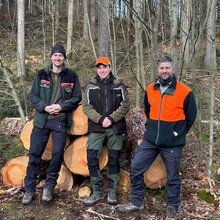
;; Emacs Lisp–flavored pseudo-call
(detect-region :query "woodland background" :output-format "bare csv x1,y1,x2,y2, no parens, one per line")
0,0,219,219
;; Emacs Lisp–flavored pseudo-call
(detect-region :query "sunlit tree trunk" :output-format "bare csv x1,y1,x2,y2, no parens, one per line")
66,0,74,55
98,0,110,57
204,0,217,70
17,0,25,76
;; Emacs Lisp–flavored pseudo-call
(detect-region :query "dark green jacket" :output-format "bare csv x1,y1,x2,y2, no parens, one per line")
30,65,82,129
82,73,130,134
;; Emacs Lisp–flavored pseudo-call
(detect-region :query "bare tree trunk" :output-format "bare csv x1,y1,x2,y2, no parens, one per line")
149,0,161,82
208,70,215,177
204,0,217,70
83,0,89,41
169,0,178,64
42,1,46,62
0,60,26,124
85,0,97,59
55,0,59,36
66,0,74,55
51,0,55,45
109,1,117,75
98,0,110,57
90,0,96,39
180,0,192,77
17,0,25,76
134,0,145,107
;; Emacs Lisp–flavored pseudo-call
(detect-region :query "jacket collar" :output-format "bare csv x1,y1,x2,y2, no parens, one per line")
153,75,177,95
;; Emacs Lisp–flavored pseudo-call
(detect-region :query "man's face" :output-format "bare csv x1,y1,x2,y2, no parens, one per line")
158,62,175,81
96,64,112,80
51,53,65,68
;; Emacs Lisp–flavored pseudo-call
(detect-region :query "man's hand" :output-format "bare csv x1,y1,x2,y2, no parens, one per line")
102,117,112,128
44,104,62,114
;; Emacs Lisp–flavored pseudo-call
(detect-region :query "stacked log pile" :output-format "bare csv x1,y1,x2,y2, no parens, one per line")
1,106,167,197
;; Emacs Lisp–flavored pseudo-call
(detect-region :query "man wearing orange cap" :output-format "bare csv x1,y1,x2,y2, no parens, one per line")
82,57,130,206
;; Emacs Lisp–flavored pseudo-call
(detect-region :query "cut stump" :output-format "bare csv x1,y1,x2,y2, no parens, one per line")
1,154,29,186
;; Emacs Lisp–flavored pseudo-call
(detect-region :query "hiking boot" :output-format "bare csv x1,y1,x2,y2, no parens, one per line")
166,206,177,220
107,191,117,205
117,202,144,213
22,191,34,205
42,188,53,202
83,193,104,206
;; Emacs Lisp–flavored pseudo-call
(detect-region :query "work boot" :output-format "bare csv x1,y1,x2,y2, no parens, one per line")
165,206,177,220
22,191,34,205
42,188,53,202
117,202,144,213
107,191,117,205
83,193,104,206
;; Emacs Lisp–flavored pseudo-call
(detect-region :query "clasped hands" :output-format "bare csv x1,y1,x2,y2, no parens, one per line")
102,117,112,128
44,104,62,114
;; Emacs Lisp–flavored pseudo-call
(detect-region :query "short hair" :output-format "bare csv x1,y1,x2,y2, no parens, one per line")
157,56,175,68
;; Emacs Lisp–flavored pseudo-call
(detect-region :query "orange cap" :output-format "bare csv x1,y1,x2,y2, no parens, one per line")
95,57,111,66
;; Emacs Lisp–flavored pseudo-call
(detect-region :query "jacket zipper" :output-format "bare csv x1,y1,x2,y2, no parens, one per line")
155,93,164,144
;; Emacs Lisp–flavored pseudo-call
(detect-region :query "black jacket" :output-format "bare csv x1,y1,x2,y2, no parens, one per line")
82,73,129,134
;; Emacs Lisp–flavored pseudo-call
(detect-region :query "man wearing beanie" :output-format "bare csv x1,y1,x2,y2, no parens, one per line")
82,57,130,206
117,56,197,220
22,44,82,205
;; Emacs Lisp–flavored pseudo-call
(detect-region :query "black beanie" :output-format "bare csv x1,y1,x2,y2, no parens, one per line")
50,44,66,59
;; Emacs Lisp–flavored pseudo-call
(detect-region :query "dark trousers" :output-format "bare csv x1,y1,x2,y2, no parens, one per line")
130,139,183,208
24,116,66,192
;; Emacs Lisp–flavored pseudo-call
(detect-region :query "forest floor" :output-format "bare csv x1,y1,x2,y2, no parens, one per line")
0,130,219,220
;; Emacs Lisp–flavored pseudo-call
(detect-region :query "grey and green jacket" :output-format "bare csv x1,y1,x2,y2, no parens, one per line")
30,64,82,129
82,73,129,134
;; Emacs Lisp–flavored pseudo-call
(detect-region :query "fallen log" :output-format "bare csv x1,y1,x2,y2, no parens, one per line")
64,136,108,176
78,185,91,198
19,118,70,160
1,154,49,186
67,104,88,136
77,179,92,198
1,154,29,186
55,164,74,191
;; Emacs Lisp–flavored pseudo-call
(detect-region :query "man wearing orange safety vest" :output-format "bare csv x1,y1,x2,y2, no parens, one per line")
117,56,197,220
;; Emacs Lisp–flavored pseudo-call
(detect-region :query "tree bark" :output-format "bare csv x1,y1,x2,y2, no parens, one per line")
98,0,110,57
204,0,217,70
66,0,74,55
17,0,25,76
169,0,178,63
